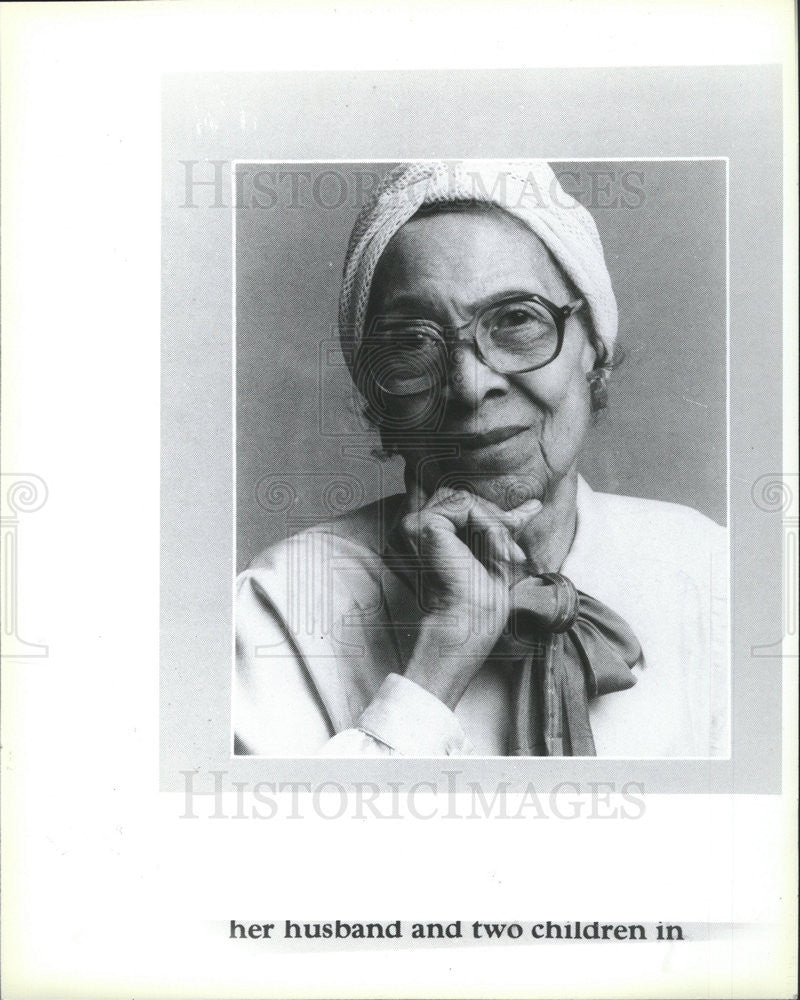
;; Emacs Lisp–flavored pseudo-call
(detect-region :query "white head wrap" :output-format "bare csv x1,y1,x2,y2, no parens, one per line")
339,160,617,376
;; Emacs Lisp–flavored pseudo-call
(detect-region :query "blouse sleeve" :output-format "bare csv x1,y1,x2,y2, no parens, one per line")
319,674,475,757
235,571,474,757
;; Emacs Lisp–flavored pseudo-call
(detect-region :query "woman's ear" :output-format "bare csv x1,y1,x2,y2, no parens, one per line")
586,368,609,412
579,323,611,413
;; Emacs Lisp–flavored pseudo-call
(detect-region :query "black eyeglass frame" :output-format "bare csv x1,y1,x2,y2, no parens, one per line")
355,294,588,398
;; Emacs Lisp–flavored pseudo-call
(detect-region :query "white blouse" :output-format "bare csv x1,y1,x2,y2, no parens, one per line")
234,476,729,758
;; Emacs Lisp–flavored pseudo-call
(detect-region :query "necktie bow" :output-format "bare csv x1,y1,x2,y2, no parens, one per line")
383,522,642,756
502,573,643,756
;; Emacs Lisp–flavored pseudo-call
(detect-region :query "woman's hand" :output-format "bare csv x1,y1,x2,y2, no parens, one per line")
397,487,542,710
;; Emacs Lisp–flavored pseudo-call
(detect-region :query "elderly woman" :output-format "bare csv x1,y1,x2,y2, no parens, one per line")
235,161,728,758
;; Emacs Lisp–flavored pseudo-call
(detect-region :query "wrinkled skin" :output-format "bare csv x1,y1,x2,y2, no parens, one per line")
367,206,597,511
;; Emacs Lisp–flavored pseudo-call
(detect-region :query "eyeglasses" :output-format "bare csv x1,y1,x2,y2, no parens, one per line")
356,294,584,398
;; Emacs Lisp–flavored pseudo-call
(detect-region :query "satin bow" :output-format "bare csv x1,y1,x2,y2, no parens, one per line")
503,573,643,756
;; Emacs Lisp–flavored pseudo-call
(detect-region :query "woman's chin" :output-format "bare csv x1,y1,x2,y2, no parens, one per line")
475,474,547,510
403,435,560,509
427,469,549,511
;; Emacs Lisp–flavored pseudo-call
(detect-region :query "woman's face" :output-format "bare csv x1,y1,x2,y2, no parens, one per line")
366,207,598,508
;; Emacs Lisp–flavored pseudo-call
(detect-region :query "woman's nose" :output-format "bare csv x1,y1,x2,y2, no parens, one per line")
445,343,509,408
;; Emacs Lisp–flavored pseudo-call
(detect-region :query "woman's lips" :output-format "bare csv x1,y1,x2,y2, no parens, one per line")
453,424,529,452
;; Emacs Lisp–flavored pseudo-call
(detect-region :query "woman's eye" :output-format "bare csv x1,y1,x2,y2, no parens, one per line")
409,324,440,339
377,322,438,340
400,327,441,349
496,308,532,328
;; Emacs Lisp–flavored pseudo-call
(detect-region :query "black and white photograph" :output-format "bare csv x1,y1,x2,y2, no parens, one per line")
234,159,730,759
1,3,797,999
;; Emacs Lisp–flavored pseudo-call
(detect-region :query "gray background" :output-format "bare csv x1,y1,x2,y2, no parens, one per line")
236,159,727,571
162,67,783,793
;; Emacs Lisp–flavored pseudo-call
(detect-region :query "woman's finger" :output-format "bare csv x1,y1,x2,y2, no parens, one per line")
425,489,541,540
419,491,526,580
463,505,522,577
399,509,458,557
496,496,544,533
400,487,543,584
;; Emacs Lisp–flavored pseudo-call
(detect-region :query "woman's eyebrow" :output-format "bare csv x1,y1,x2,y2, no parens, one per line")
375,293,440,315
466,289,547,311
379,288,545,317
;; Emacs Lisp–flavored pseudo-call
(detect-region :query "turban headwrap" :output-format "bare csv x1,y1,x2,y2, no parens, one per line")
338,160,618,376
